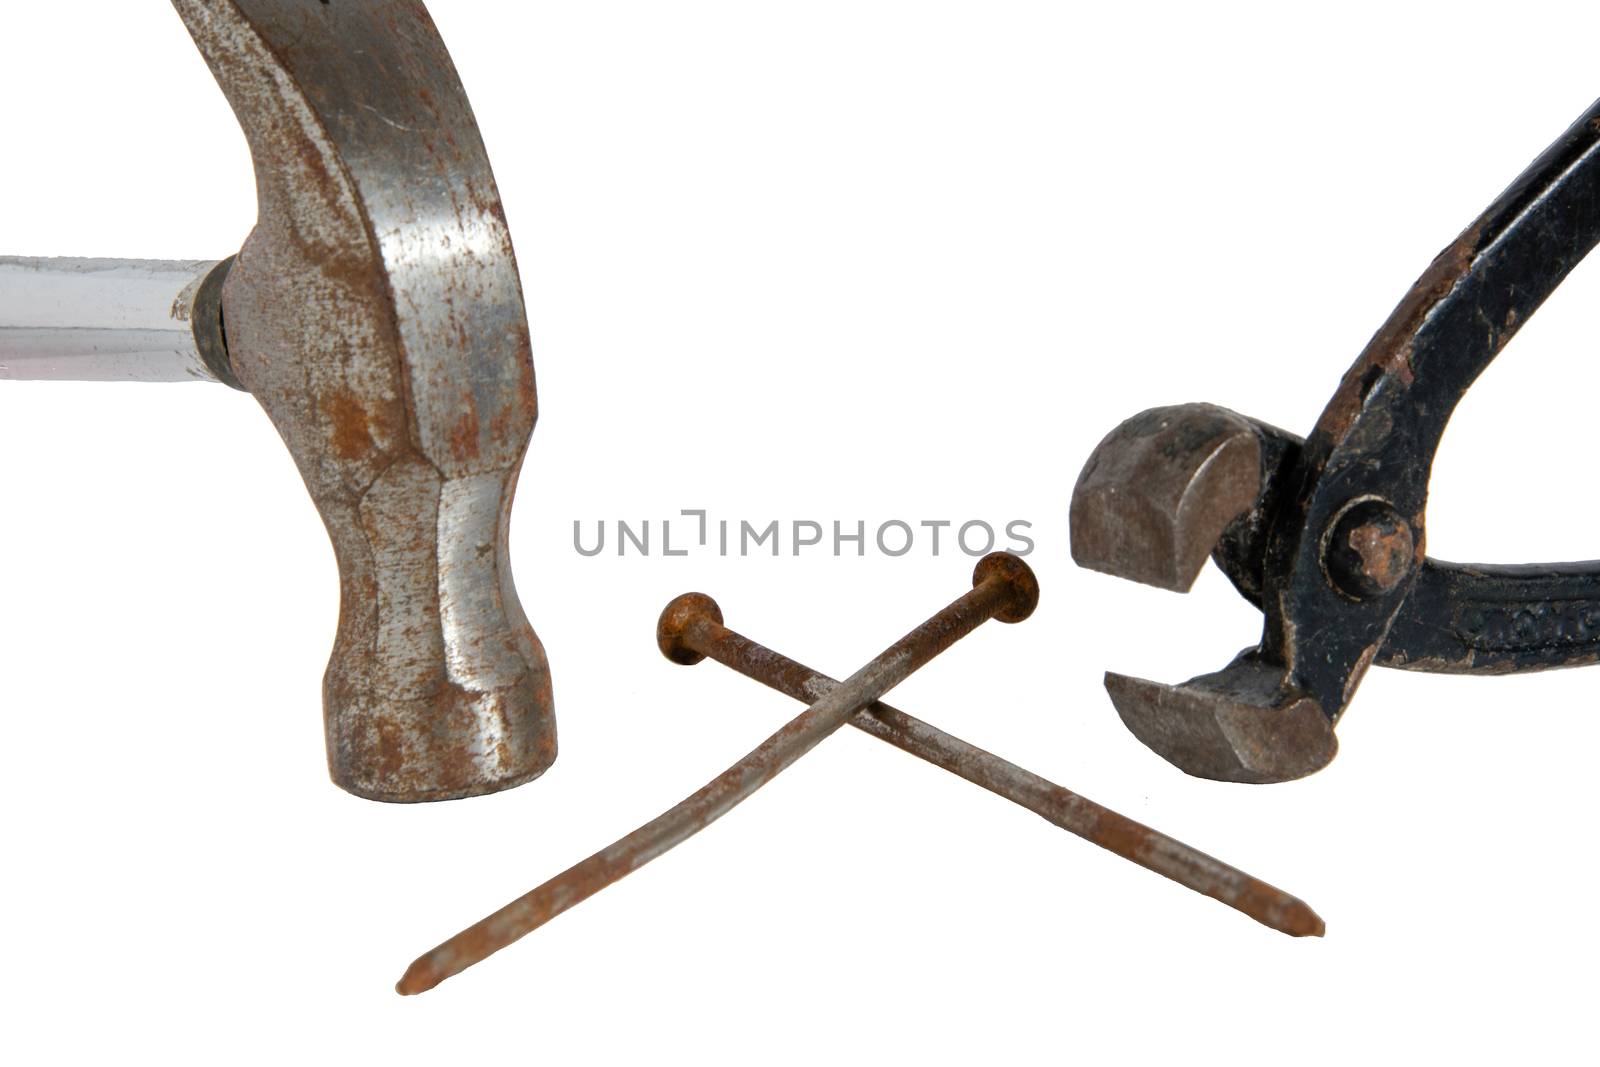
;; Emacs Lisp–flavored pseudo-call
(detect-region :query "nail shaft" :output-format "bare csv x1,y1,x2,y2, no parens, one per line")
674,616,1324,938
397,554,1038,995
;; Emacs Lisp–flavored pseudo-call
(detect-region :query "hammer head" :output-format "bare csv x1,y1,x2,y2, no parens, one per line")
177,0,554,801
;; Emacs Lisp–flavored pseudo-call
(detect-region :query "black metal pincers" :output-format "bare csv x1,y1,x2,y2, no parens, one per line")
1072,99,1600,784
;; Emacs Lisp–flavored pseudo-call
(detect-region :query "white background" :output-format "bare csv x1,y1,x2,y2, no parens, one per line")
2,1,1598,1062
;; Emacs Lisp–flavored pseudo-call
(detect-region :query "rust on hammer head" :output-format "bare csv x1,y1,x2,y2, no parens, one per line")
174,0,554,802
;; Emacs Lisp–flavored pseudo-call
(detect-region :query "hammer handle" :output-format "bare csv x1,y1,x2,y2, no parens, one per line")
0,256,225,383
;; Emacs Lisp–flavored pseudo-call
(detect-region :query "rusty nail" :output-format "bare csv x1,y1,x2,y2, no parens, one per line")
657,592,1325,938
396,552,1040,994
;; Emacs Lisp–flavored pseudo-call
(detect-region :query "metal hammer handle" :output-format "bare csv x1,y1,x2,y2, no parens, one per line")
0,256,234,385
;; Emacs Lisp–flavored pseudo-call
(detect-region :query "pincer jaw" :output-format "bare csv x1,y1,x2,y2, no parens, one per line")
1070,404,1265,593
1105,659,1338,784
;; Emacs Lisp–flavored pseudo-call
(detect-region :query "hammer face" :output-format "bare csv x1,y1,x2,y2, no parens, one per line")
177,0,554,800
322,460,555,802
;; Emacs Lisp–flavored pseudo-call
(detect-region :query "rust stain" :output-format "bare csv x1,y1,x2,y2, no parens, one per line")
448,406,482,463
1315,223,1481,444
488,407,514,447
517,354,539,417
322,390,377,461
1347,520,1414,593
374,720,407,782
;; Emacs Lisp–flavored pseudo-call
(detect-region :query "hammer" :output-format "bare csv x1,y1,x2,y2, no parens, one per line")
0,1,555,803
